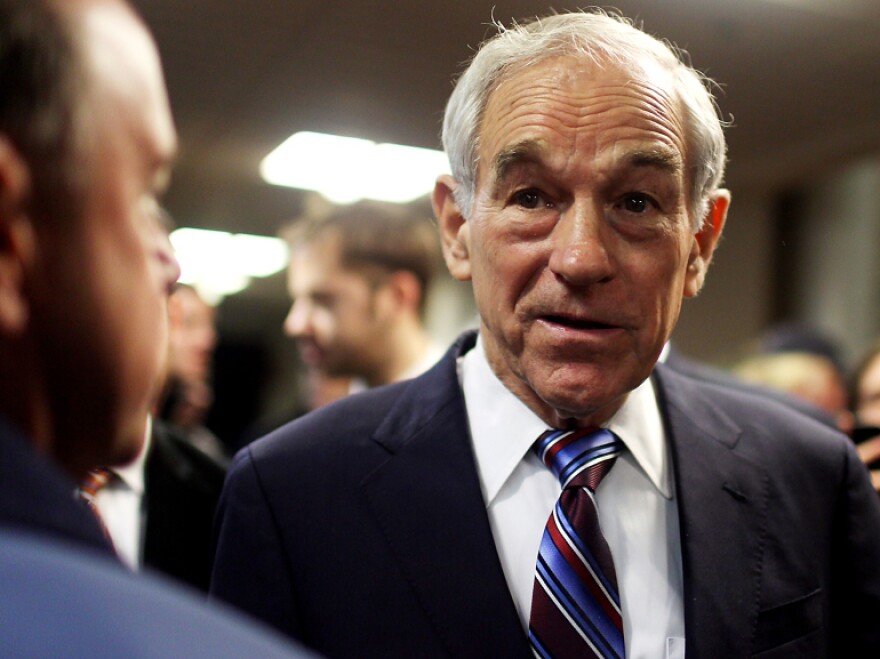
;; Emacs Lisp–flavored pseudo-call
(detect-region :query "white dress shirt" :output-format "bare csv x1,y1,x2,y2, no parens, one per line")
459,335,685,659
93,425,149,570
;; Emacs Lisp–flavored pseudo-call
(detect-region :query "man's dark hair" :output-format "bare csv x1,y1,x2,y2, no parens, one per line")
284,201,442,316
0,0,86,218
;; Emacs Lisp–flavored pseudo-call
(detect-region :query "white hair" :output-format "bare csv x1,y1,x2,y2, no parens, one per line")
441,10,727,230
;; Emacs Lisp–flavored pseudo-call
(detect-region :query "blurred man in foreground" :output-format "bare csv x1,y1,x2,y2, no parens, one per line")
0,0,179,553
0,0,318,655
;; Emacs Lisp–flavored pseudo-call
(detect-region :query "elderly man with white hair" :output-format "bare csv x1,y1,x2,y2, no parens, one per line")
212,10,880,658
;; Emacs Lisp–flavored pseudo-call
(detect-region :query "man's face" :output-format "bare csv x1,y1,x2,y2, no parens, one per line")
857,355,880,428
30,0,179,472
437,56,725,427
284,237,392,381
168,287,217,383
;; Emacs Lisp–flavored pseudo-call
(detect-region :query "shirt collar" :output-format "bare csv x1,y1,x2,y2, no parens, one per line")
608,375,672,499
460,334,672,503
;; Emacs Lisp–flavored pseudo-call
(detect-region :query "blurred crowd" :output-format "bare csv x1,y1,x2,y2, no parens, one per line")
729,323,880,489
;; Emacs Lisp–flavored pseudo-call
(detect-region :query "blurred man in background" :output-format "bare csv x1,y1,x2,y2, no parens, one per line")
283,201,444,399
159,283,227,462
733,350,853,434
849,339,880,491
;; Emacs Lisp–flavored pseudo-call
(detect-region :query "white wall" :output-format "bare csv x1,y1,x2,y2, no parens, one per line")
671,190,779,364
788,157,880,364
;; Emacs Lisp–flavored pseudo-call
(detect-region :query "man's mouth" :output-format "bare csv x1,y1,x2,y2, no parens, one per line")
297,341,323,365
542,314,616,331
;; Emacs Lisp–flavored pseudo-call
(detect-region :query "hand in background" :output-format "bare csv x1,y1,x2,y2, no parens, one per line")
856,436,880,493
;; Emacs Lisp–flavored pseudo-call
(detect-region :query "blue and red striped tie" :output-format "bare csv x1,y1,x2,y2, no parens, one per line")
529,427,625,659
78,467,116,547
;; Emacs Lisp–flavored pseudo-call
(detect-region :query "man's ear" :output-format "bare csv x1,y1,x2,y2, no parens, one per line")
684,189,730,298
432,174,472,282
382,269,422,315
0,135,35,335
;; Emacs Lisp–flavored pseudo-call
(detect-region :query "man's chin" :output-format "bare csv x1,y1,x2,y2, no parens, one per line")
542,394,626,427
113,417,149,465
524,364,638,426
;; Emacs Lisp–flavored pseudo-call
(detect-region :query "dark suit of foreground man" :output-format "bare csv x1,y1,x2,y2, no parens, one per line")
0,528,318,658
0,0,318,655
211,11,880,658
0,0,180,555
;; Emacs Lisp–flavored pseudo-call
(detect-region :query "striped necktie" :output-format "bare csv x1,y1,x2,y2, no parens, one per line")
78,467,116,546
529,427,625,659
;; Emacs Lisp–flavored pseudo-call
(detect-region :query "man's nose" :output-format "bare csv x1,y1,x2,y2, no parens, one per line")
156,227,182,293
159,243,181,288
283,299,311,338
547,201,615,286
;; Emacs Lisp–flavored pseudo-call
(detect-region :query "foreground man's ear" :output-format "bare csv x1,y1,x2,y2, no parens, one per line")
0,136,34,335
684,189,730,298
432,174,472,282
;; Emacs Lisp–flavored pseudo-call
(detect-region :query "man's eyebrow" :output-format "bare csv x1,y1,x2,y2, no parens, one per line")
492,139,544,184
491,142,683,183
626,148,683,174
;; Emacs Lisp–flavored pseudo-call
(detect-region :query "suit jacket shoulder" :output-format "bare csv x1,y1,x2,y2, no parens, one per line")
653,364,880,657
1,528,316,658
240,332,478,497
0,416,115,557
212,331,531,658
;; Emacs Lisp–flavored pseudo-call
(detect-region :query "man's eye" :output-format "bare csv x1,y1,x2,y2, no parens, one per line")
312,294,336,310
620,193,655,214
512,189,549,210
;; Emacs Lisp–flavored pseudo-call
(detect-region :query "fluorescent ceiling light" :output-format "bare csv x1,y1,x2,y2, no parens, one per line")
260,131,450,204
170,228,289,304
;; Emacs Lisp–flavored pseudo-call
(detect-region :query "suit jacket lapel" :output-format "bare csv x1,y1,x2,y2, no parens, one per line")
360,332,532,658
358,342,771,657
654,365,770,657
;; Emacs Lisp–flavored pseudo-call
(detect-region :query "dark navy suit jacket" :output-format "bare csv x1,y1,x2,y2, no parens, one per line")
0,528,318,658
0,416,316,657
211,332,880,658
0,415,114,557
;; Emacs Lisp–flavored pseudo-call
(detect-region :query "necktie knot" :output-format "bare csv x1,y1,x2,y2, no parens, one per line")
535,427,623,492
77,468,117,550
79,467,115,502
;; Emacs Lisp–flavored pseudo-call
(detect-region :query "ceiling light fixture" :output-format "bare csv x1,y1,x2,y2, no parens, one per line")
170,228,289,304
260,131,450,204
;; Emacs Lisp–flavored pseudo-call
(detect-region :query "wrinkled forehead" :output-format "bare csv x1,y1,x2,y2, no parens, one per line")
483,51,683,130
478,54,687,168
